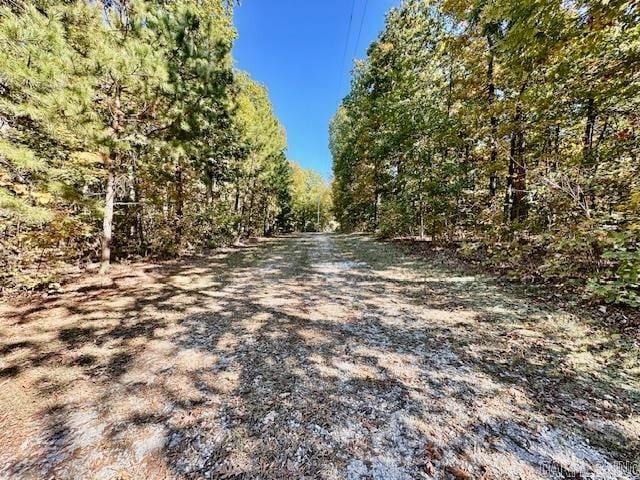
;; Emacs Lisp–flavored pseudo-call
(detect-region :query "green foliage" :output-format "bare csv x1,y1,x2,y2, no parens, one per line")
0,0,317,290
290,163,333,232
588,234,640,307
332,0,640,306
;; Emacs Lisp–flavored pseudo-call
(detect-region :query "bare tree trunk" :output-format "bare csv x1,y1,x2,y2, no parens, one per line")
206,169,214,206
247,178,257,236
175,161,183,244
262,203,268,237
504,104,527,222
236,192,247,243
100,85,122,274
547,124,560,173
100,155,115,274
135,192,145,253
583,97,596,163
487,36,498,197
234,180,241,212
489,173,498,197
418,171,425,239
131,156,144,251
513,135,527,220
137,204,145,253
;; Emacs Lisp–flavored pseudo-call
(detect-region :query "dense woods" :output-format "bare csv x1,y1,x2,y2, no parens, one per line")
332,0,640,306
0,2,638,477
0,0,324,290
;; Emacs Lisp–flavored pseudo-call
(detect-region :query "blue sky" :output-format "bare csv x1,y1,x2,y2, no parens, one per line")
233,0,399,179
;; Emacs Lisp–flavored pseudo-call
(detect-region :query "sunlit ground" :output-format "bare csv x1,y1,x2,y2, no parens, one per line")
0,234,638,479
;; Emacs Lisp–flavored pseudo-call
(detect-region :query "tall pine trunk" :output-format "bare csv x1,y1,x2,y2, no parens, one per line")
100,155,116,274
418,170,425,239
100,85,121,274
133,160,145,252
175,161,184,244
487,36,498,198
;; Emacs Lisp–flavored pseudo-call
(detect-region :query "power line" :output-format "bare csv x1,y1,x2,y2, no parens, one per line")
338,0,357,100
340,0,357,76
352,0,369,64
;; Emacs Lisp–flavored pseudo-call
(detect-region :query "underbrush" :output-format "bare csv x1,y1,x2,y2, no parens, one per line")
454,228,639,308
392,231,640,328
1,206,249,293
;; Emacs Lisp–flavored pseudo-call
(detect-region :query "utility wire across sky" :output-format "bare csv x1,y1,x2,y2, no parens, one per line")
338,0,369,100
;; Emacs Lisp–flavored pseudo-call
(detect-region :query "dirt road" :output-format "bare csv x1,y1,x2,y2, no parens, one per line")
0,234,638,479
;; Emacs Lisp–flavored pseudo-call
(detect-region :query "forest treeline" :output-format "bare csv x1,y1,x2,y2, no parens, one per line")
331,0,639,306
0,0,330,290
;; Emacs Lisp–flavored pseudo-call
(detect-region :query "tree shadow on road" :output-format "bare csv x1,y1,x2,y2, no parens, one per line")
0,234,638,479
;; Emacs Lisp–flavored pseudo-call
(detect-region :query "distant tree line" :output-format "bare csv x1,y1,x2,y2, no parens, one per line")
290,163,333,233
331,0,639,306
